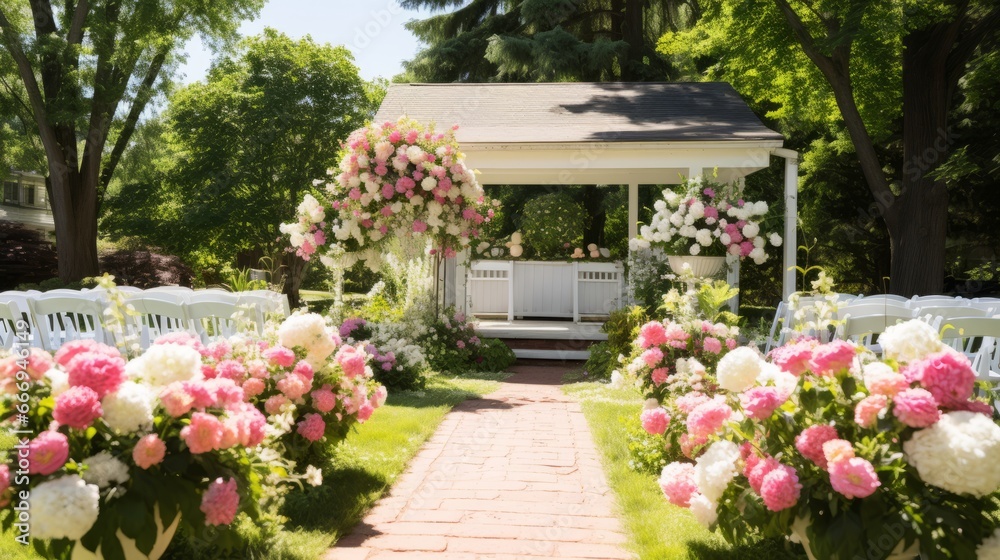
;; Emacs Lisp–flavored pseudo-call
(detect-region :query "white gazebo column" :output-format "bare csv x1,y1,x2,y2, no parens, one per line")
628,182,639,242
772,148,800,300
455,249,469,317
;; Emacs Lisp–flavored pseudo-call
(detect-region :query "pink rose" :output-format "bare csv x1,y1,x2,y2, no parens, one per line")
640,407,670,435
28,431,69,475
133,434,166,469
808,340,856,376
760,463,802,511
739,386,784,420
906,351,975,408
296,413,326,442
892,388,941,428
795,425,839,469
659,462,698,507
829,457,880,499
855,394,889,428
181,412,224,454
201,478,240,526
638,321,669,349
53,386,103,429
686,400,732,439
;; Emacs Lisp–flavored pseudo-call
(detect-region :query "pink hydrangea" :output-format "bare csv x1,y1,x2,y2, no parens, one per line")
296,413,326,442
769,338,817,376
357,401,375,422
855,394,889,428
822,439,855,466
133,434,166,469
373,385,388,408
664,323,689,342
702,337,723,354
214,360,246,382
311,385,337,413
181,412,224,454
263,346,296,368
640,407,670,435
638,321,669,349
182,380,217,409
205,340,231,362
641,347,664,368
201,478,240,526
675,392,711,414
679,433,707,459
658,462,698,507
204,378,244,406
651,367,670,386
905,351,975,408
53,386,103,429
760,463,802,511
160,382,196,417
892,388,941,428
808,340,856,376
65,352,126,398
336,345,368,378
866,369,909,397
795,425,839,469
54,339,120,367
739,386,785,420
28,431,69,475
829,457,881,499
744,454,780,494
247,360,269,379
686,400,732,439
264,395,288,415
24,348,55,380
293,360,314,381
226,403,267,447
242,378,266,398
277,373,311,401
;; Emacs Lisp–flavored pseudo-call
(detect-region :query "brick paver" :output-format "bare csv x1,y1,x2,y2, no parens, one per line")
323,364,634,559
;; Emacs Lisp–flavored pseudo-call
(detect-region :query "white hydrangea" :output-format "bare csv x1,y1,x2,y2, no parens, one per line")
694,440,740,502
741,223,760,238
977,528,1000,560
44,368,69,397
769,232,783,247
82,451,130,489
278,313,338,368
405,145,425,164
126,344,202,388
879,319,943,364
904,411,1000,497
716,347,764,392
31,475,100,540
101,381,154,433
609,370,627,389
688,493,718,527
296,194,325,223
689,244,701,256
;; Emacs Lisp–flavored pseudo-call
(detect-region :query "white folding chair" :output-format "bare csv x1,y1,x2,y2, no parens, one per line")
856,294,909,304
0,301,23,350
906,296,969,308
28,294,108,351
837,300,913,321
245,290,290,316
185,292,240,343
913,306,989,330
839,312,915,353
937,317,1000,364
765,301,787,354
126,293,193,349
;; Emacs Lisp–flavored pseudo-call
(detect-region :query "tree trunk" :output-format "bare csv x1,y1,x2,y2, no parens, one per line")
281,252,307,309
48,156,100,283
581,185,606,248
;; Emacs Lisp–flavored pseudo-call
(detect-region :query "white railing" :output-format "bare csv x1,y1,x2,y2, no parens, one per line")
468,260,623,322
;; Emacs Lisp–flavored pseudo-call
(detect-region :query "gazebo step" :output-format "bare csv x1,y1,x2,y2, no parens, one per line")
513,348,591,361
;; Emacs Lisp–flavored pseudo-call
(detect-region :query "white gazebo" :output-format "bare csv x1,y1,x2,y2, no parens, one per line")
375,82,799,348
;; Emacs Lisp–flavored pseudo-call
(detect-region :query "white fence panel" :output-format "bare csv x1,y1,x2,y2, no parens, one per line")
578,263,623,317
513,262,574,318
468,261,512,318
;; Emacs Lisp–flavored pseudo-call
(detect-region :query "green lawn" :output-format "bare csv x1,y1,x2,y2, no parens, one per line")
562,373,803,560
1,370,506,560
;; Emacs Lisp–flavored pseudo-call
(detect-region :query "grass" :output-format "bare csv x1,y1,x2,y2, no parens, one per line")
0,370,506,560
562,371,803,560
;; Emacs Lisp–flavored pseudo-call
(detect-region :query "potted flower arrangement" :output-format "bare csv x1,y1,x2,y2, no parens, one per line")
282,117,494,271
655,320,1000,559
631,176,782,277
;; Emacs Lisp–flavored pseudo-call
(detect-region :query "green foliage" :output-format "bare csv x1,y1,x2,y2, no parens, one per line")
621,414,671,475
585,306,649,379
220,268,269,292
520,192,589,258
474,338,516,373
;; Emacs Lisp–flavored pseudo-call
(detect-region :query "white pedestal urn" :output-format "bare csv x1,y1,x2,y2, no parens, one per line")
666,255,727,278
790,516,920,560
71,506,181,560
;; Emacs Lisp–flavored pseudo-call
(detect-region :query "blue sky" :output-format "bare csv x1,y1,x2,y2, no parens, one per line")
179,0,434,83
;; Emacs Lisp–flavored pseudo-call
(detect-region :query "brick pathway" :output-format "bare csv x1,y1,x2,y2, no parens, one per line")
323,364,634,560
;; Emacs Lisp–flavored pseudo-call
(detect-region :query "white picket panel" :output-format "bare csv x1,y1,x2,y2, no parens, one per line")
577,263,623,317
468,261,513,319
513,262,575,318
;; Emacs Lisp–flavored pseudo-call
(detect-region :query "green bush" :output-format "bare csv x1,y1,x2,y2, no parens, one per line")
585,305,649,379
521,192,589,258
621,414,671,475
475,338,516,372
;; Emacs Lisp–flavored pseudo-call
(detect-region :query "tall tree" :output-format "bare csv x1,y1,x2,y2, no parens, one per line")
103,30,381,304
0,0,263,282
663,0,999,295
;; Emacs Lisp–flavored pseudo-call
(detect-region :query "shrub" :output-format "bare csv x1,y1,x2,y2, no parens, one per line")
339,318,428,391
521,192,589,258
585,306,649,379
621,414,671,475
99,248,193,288
475,338,516,373
0,220,58,290
419,307,483,373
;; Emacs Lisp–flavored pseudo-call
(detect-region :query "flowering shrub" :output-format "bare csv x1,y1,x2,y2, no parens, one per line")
631,176,781,264
340,318,429,391
419,308,484,373
282,118,494,270
655,320,1000,559
520,192,589,258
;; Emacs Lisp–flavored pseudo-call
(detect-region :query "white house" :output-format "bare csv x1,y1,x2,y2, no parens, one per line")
1,170,54,233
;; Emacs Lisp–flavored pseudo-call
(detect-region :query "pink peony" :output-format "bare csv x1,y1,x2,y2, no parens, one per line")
263,345,296,368
28,431,69,475
906,351,975,408
311,386,337,413
277,373,311,401
760,463,802,511
769,338,817,376
739,386,785,420
641,347,664,368
795,425,839,469
866,370,909,397
201,478,240,526
227,403,267,447
855,394,889,428
296,413,326,442
336,345,368,378
651,367,670,386
808,340,857,376
133,434,166,469
160,382,196,417
822,439,856,466
686,400,732,439
241,378,266,398
638,321,669,349
66,352,126,398
357,401,375,422
53,386,103,429
659,462,698,507
640,407,670,435
264,395,288,415
214,360,246,382
54,340,120,367
702,337,723,354
181,412,224,454
892,388,941,428
744,454,780,494
829,457,881,499
675,392,711,414
293,360,314,381
24,348,55,380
